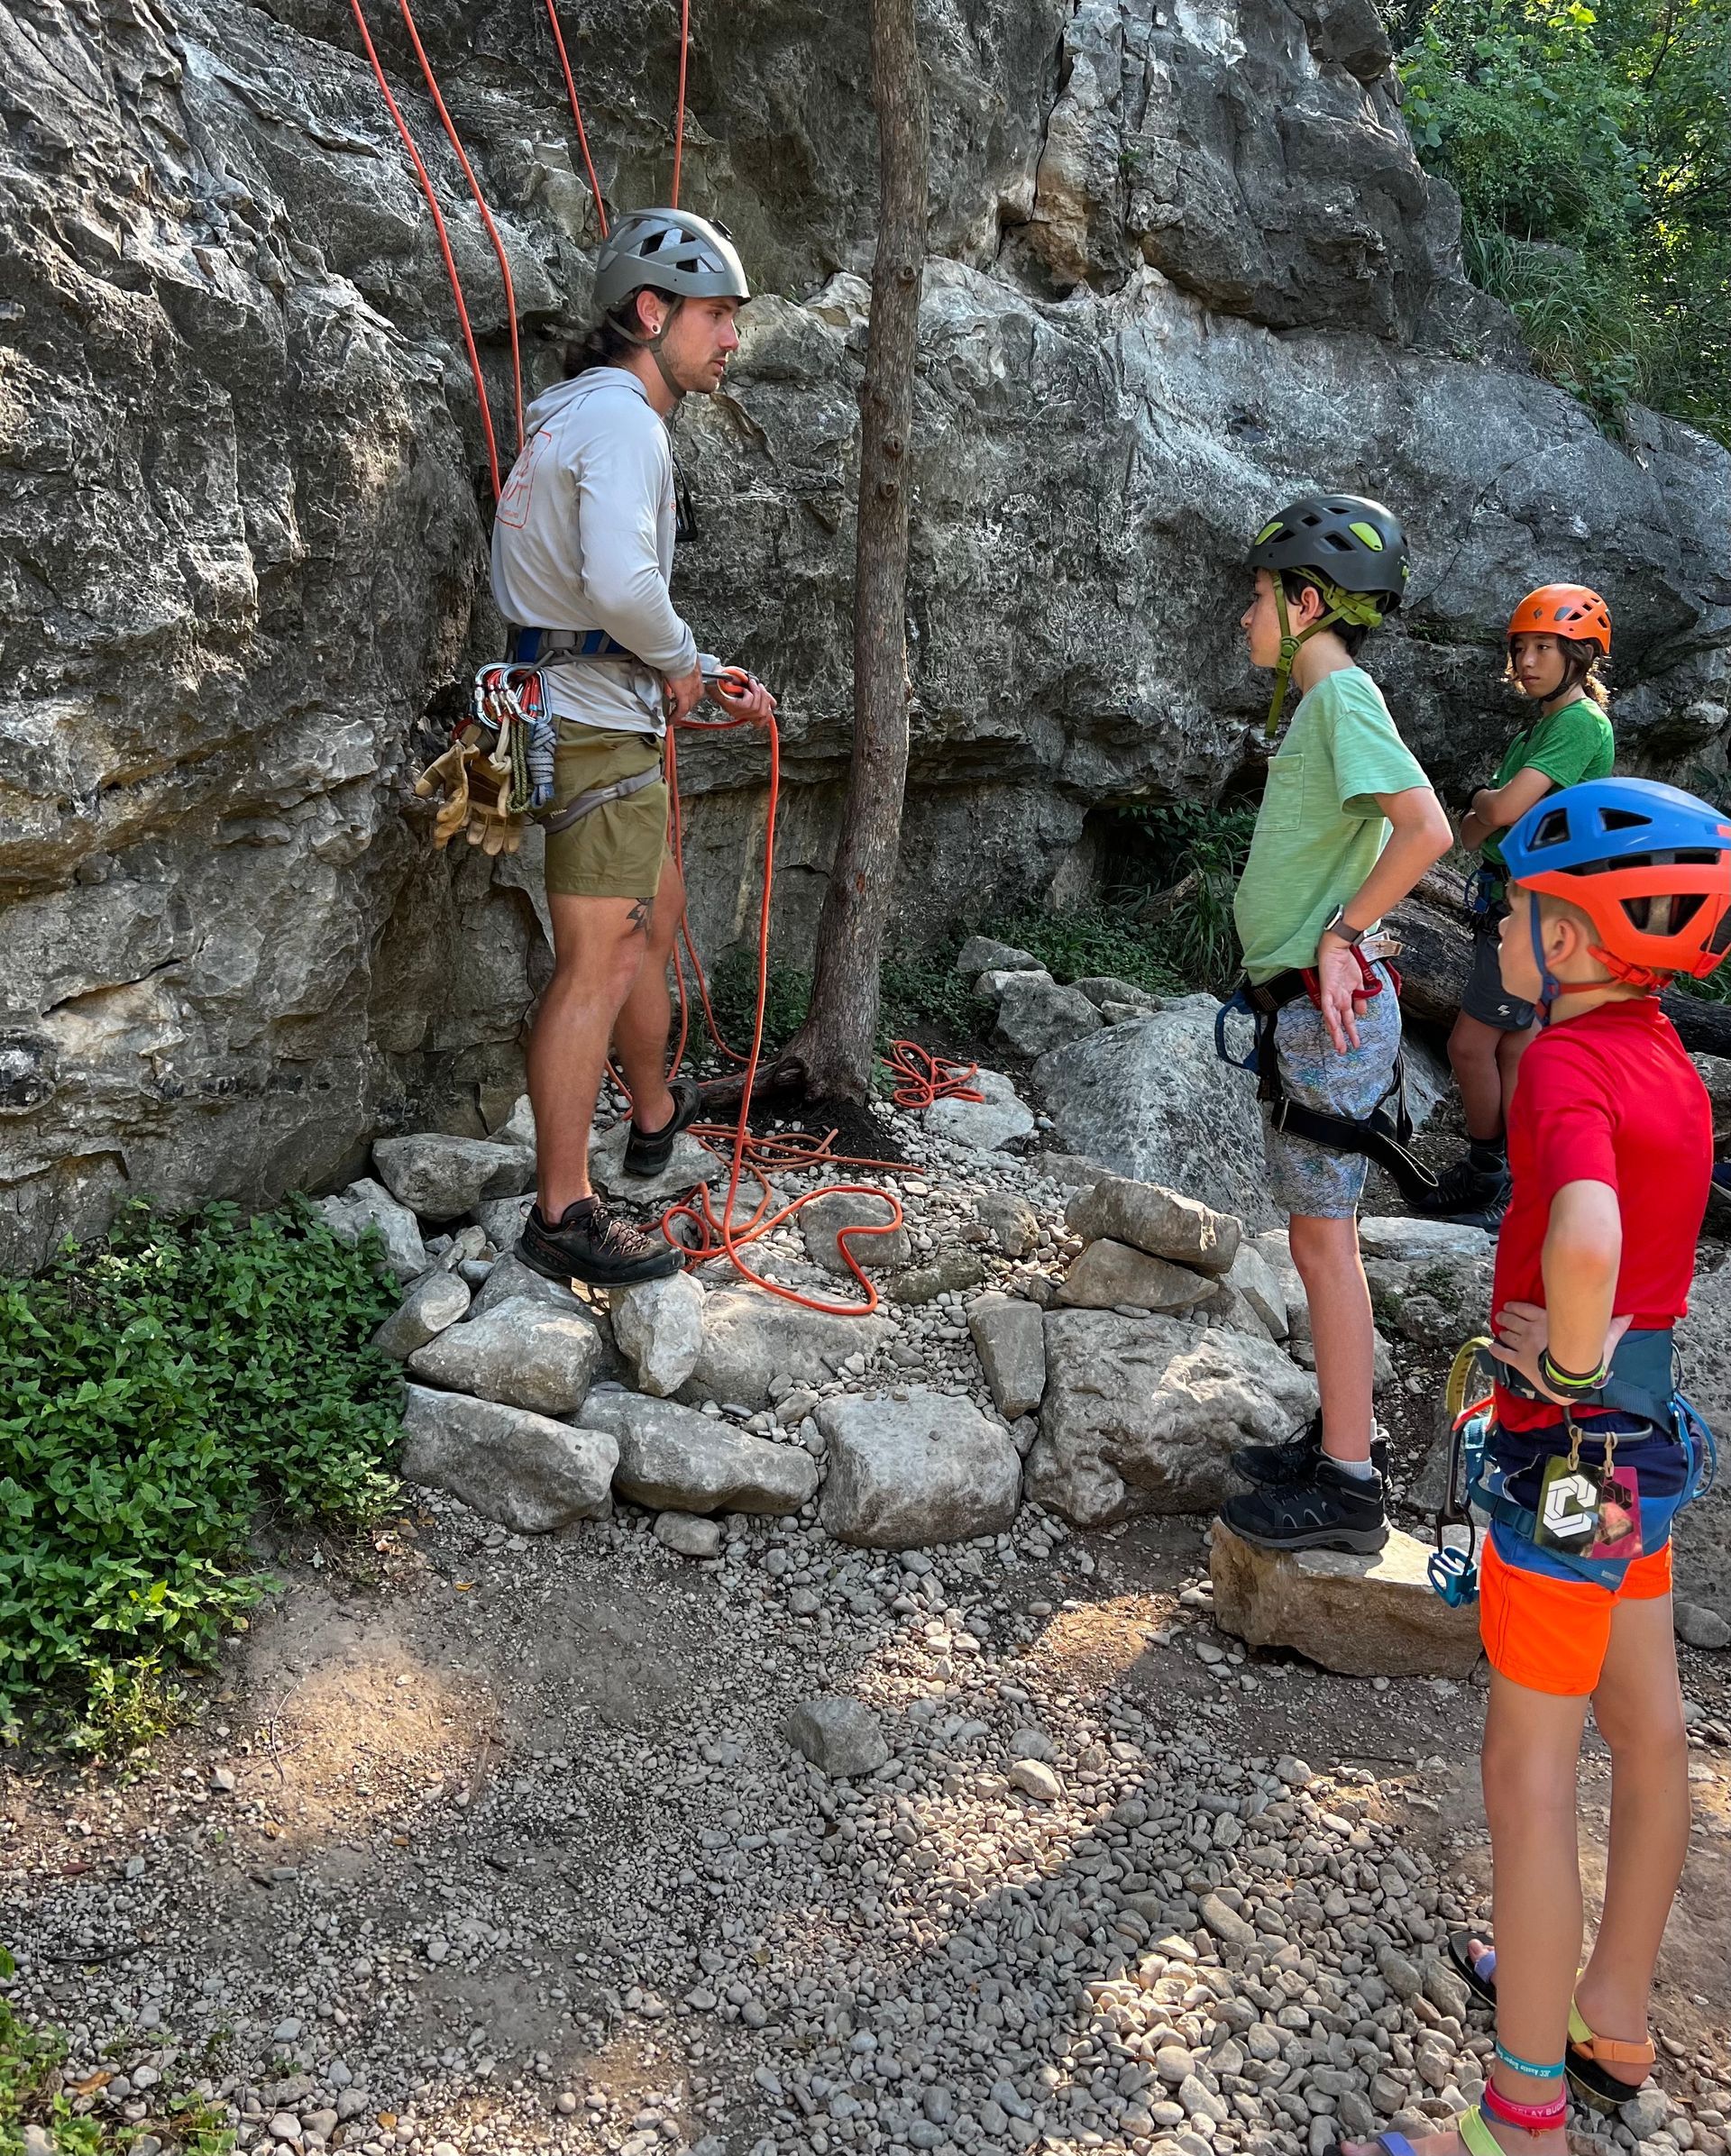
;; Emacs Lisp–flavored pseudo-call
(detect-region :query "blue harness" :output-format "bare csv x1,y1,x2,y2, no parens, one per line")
1430,1334,1716,1606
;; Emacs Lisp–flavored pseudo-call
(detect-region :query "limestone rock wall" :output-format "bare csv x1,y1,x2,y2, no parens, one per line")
2,0,1728,1267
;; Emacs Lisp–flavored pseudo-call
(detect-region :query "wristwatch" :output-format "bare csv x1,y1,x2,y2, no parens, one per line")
1321,907,1366,948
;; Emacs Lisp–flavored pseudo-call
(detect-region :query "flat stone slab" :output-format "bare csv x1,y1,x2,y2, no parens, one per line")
372,1269,471,1359
679,1287,892,1410
1066,1175,1241,1275
1054,1238,1214,1313
1359,1216,1496,1263
817,1390,1022,1549
371,1134,533,1220
1209,1520,1482,1678
800,1189,911,1274
401,1386,617,1534
580,1390,818,1514
967,1293,1048,1421
589,1119,726,1206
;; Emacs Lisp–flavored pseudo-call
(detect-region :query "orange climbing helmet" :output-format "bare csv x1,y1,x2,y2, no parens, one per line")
1507,583,1612,657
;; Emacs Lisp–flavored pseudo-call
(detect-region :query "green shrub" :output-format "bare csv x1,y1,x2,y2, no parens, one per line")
0,1200,402,1749
1116,801,1259,992
989,906,1186,999
1397,0,1731,441
697,950,811,1060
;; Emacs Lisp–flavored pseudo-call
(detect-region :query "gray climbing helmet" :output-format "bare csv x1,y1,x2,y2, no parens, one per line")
592,208,750,315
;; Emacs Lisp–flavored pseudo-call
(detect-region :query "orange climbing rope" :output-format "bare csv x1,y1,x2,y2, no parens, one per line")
670,0,691,206
543,0,609,236
881,1038,983,1111
394,0,525,451
345,0,503,495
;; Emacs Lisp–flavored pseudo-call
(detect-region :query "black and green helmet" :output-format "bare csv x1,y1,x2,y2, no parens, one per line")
1248,494,1411,607
1246,494,1412,735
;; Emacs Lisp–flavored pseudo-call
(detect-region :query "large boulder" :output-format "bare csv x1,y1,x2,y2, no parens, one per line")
579,1391,818,1514
957,936,1042,979
401,1387,617,1533
680,1288,891,1410
408,1296,604,1417
1066,1176,1241,1274
1027,1310,1317,1527
316,1180,428,1284
817,1392,1022,1548
1036,1000,1276,1230
371,1134,533,1220
1210,1521,1481,1678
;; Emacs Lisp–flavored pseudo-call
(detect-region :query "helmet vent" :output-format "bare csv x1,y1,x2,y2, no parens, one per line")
1708,909,1731,957
1531,807,1572,849
1600,808,1651,833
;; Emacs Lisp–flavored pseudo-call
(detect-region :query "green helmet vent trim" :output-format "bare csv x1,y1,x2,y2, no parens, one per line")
1348,521,1385,549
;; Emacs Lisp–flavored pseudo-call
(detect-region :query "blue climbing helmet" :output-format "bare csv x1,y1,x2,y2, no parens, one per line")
1501,777,1731,1009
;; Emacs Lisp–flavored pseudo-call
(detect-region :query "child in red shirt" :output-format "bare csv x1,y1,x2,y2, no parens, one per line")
1341,778,1731,2156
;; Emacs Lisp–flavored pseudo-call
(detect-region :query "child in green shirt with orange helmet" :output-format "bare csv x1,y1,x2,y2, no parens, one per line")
1419,585,1616,1230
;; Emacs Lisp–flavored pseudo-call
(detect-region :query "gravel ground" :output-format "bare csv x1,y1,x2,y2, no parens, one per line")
4,1092,1729,2156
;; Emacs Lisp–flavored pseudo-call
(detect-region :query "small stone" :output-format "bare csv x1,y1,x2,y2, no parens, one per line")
1055,1238,1214,1313
1007,1758,1063,1802
1065,1176,1241,1274
800,1189,911,1274
210,1765,236,1792
268,2116,302,2144
315,1178,428,1283
654,1510,724,1558
1675,1603,1731,1651
967,1293,1048,1420
1621,2089,1673,2139
784,1697,890,1778
1199,1890,1256,1949
372,1132,531,1219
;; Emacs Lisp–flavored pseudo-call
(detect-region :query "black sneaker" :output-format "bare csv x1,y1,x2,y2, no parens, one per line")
517,1197,683,1287
1232,1413,1389,1489
621,1074,703,1179
1220,1458,1389,1554
1415,1153,1510,1233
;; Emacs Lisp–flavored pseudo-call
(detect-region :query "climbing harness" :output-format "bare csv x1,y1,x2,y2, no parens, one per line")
1427,1332,1717,1607
1214,952,1442,1207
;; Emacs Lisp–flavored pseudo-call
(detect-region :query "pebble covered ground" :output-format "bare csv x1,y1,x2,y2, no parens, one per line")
4,1094,1729,2156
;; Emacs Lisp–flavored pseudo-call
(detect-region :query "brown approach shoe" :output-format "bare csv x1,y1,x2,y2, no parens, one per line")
517,1197,682,1287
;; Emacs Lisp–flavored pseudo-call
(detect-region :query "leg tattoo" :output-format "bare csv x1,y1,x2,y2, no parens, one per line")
626,897,654,936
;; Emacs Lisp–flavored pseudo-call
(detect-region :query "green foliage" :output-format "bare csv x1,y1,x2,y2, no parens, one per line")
700,950,812,1059
879,944,977,1039
1116,800,1260,992
0,1201,402,1749
977,907,1178,997
0,1944,234,2151
1396,0,1731,438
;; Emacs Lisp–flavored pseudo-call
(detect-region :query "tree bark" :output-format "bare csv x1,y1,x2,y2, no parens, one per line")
776,0,928,1102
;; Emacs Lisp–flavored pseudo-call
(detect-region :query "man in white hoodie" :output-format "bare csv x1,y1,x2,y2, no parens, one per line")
492,208,775,1287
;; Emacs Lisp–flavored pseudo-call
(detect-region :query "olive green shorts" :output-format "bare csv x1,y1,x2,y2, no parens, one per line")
542,720,673,900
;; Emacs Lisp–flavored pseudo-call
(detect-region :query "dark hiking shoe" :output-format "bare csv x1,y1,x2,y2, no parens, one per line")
1415,1152,1510,1233
1220,1457,1389,1554
1232,1412,1388,1489
517,1197,682,1287
621,1074,704,1179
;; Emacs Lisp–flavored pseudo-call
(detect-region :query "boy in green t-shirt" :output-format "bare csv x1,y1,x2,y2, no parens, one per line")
1218,497,1452,1552
1418,585,1616,1230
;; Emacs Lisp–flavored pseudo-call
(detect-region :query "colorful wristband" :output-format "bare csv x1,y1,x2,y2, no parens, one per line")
1538,1347,1608,1394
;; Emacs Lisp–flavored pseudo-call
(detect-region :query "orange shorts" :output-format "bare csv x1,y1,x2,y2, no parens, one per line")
1479,1536,1672,1696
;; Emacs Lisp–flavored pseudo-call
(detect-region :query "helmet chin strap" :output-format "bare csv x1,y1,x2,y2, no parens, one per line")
1528,899,1563,1026
614,293,688,399
1264,579,1384,735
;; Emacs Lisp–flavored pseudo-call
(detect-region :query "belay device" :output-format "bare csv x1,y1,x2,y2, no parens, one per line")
1213,956,1441,1208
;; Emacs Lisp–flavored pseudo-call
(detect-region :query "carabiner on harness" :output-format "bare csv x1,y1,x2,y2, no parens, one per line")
1429,1338,1497,1607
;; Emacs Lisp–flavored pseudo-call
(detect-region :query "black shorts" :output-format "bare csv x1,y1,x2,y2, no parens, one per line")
1461,917,1534,1032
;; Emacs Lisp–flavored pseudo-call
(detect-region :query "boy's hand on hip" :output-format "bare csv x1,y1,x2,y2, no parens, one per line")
1315,936,1366,1055
1489,1301,1632,1402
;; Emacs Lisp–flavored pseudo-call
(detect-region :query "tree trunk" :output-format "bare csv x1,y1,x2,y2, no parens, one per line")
777,0,929,1102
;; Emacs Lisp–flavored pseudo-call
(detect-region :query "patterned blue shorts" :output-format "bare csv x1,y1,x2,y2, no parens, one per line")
1260,964,1403,1220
